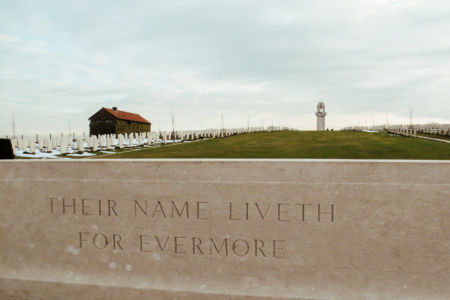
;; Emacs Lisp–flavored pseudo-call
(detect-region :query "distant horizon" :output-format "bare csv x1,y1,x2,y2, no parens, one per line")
1,1,450,135
3,104,450,137
4,114,450,139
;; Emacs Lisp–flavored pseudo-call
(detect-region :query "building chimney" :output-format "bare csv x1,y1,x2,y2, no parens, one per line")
112,107,117,111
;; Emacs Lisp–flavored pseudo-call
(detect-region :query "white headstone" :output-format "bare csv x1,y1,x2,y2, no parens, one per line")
29,140,36,154
60,139,67,154
77,139,83,152
106,137,111,149
92,137,98,151
118,135,124,149
47,139,53,153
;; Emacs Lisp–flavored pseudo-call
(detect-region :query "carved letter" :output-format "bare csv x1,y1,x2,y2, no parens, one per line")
229,203,240,220
113,233,123,250
232,239,250,257
139,235,153,252
79,232,89,248
255,239,266,257
273,240,285,258
135,200,147,217
108,200,118,216
318,204,334,222
296,203,311,221
209,238,229,256
93,233,108,249
152,201,166,218
171,201,189,218
174,236,186,254
81,199,92,216
155,236,170,252
48,197,55,214
255,203,271,220
277,203,290,222
63,198,76,214
192,237,204,255
196,202,208,219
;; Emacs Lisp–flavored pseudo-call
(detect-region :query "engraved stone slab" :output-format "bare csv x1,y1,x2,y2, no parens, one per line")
0,160,449,299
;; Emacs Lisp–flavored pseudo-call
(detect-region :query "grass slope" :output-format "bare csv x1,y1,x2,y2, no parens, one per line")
102,131,450,159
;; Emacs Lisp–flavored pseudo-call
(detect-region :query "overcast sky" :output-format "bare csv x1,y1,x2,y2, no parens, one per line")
1,0,449,135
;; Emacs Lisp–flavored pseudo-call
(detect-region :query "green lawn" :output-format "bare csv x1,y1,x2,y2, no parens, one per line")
100,131,450,159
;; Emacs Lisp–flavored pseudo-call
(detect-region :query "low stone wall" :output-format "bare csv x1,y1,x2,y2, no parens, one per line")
0,160,449,299
0,139,14,159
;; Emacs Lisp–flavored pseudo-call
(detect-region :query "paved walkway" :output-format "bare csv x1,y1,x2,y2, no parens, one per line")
415,135,450,144
388,131,450,144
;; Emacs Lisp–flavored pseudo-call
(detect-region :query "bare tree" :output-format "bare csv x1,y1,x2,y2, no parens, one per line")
221,112,224,136
68,120,71,139
11,115,16,139
409,107,413,129
171,108,176,142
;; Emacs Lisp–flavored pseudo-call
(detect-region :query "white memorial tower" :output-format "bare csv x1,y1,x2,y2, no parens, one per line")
315,102,327,131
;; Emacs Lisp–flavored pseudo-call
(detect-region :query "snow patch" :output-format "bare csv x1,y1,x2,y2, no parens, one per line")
67,152,96,157
109,262,117,269
66,245,80,255
152,252,161,261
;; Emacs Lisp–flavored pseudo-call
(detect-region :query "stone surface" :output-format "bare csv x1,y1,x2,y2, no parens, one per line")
0,159,449,299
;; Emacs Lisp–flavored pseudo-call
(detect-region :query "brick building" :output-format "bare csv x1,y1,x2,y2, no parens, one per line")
88,107,151,136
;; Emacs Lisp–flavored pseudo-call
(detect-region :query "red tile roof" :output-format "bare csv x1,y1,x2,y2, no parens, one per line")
103,107,150,124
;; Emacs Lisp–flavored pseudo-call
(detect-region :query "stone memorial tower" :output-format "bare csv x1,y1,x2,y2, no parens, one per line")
315,102,327,131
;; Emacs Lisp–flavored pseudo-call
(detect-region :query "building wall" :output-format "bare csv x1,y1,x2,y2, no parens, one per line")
89,120,116,136
89,109,117,136
115,119,151,135
89,108,151,136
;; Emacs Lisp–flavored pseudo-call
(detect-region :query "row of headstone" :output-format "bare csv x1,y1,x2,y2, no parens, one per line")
9,137,76,154
8,126,268,155
344,124,450,137
389,128,417,136
419,128,450,136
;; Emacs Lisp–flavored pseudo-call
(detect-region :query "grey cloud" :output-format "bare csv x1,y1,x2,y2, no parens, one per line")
1,0,449,135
